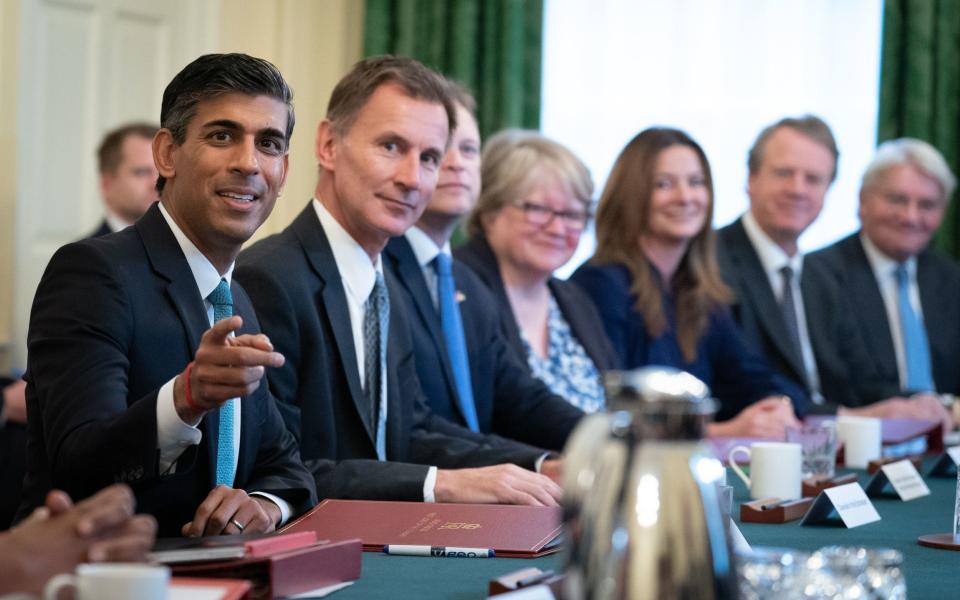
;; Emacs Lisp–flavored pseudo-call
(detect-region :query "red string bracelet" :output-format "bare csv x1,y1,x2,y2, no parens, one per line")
184,361,200,411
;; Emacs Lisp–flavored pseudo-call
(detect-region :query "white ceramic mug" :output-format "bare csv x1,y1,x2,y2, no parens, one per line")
836,416,882,468
728,442,802,500
43,563,169,600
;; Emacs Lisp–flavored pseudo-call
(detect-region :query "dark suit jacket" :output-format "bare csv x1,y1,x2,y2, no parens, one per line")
716,218,892,409
807,231,960,396
453,235,619,374
384,236,584,452
570,261,809,420
16,204,316,536
0,377,25,530
234,204,544,502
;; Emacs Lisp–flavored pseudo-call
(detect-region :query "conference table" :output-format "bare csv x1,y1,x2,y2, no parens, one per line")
322,459,958,599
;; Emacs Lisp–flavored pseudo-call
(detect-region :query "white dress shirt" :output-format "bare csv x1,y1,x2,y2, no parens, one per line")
860,234,924,390
154,203,290,524
313,199,439,501
742,211,823,402
405,226,452,309
104,208,133,233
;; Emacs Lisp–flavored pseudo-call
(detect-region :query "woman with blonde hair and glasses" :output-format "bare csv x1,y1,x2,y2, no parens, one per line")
455,130,617,413
572,127,808,437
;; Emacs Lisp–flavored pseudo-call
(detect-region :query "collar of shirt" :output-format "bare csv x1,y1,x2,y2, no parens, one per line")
158,202,233,299
860,231,917,283
311,198,382,303
742,210,803,290
405,225,451,269
104,208,134,234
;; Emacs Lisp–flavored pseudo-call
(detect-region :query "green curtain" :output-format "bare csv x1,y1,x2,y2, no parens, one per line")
877,0,960,257
363,0,544,139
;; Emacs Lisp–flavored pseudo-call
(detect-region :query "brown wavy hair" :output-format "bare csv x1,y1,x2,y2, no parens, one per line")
591,127,730,362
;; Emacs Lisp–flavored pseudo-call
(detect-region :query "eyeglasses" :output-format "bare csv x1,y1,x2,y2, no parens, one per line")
514,201,591,232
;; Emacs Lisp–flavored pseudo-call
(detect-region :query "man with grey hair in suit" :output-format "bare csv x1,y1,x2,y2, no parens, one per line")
809,138,958,430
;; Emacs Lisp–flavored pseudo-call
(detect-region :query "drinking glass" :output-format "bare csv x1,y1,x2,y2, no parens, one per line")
785,422,838,479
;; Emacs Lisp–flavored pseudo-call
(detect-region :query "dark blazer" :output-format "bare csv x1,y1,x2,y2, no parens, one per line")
16,204,316,536
570,261,809,420
453,235,619,374
234,204,544,502
716,218,893,409
807,231,960,396
0,377,25,530
384,236,584,451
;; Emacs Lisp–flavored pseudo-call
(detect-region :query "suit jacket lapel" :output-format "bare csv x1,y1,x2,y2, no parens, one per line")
136,204,219,481
290,206,375,446
843,234,899,380
384,238,461,413
727,220,806,380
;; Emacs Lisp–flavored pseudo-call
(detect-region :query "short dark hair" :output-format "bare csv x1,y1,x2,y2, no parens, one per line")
747,114,839,182
97,122,158,175
157,53,294,192
326,55,456,138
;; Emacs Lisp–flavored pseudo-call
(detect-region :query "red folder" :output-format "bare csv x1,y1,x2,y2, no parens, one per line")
171,539,361,600
280,499,563,558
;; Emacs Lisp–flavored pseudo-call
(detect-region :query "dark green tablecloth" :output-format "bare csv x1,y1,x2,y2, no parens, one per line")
314,463,957,599
733,463,957,600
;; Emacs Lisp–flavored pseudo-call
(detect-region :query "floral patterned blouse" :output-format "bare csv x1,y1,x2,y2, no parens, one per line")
522,294,606,413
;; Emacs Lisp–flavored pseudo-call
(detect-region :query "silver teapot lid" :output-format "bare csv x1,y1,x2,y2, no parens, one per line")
604,367,716,416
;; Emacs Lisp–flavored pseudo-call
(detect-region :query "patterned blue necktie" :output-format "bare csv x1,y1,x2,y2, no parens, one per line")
363,271,390,460
434,253,480,432
207,278,236,486
895,264,934,392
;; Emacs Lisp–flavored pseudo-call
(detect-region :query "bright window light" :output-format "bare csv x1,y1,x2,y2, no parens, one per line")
541,0,884,277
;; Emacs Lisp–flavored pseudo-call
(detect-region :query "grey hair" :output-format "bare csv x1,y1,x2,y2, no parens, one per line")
862,138,956,200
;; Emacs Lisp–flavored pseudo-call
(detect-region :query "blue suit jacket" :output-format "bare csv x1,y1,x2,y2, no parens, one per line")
235,204,545,502
570,261,809,420
17,204,316,536
384,236,584,452
807,232,960,396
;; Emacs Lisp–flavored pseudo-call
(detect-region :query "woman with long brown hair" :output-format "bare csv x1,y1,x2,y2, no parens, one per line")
572,127,806,437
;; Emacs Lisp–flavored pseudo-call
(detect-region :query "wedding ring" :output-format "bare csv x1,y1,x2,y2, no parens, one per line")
231,518,245,532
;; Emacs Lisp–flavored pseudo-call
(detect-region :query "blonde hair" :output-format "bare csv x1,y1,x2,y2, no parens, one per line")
467,129,593,237
592,127,731,363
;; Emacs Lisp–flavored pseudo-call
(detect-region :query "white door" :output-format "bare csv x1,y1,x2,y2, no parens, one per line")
12,0,216,368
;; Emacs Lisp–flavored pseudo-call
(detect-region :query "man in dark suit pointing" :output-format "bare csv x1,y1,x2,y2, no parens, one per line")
17,53,316,537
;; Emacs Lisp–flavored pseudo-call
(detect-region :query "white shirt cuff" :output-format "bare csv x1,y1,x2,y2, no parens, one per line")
250,492,292,526
535,453,551,473
423,466,438,502
156,377,202,474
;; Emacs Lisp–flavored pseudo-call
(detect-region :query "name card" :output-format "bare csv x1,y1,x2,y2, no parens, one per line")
927,446,960,478
866,459,931,501
730,518,751,553
800,482,881,528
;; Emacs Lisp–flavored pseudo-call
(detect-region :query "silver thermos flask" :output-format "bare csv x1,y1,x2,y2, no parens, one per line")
562,367,737,599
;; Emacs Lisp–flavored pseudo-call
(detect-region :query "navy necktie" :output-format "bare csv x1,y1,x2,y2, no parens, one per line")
363,271,389,459
434,254,480,432
207,279,236,487
895,264,934,392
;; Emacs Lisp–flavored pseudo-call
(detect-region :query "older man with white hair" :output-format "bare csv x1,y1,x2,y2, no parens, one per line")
809,138,959,425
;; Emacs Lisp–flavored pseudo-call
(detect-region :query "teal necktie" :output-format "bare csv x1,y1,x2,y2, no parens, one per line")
434,254,480,432
208,279,236,486
895,264,934,392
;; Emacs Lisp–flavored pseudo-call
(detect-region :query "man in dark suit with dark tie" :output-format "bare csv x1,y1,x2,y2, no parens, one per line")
235,56,561,506
86,123,159,238
718,117,952,426
17,53,316,537
808,138,958,428
382,84,584,454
